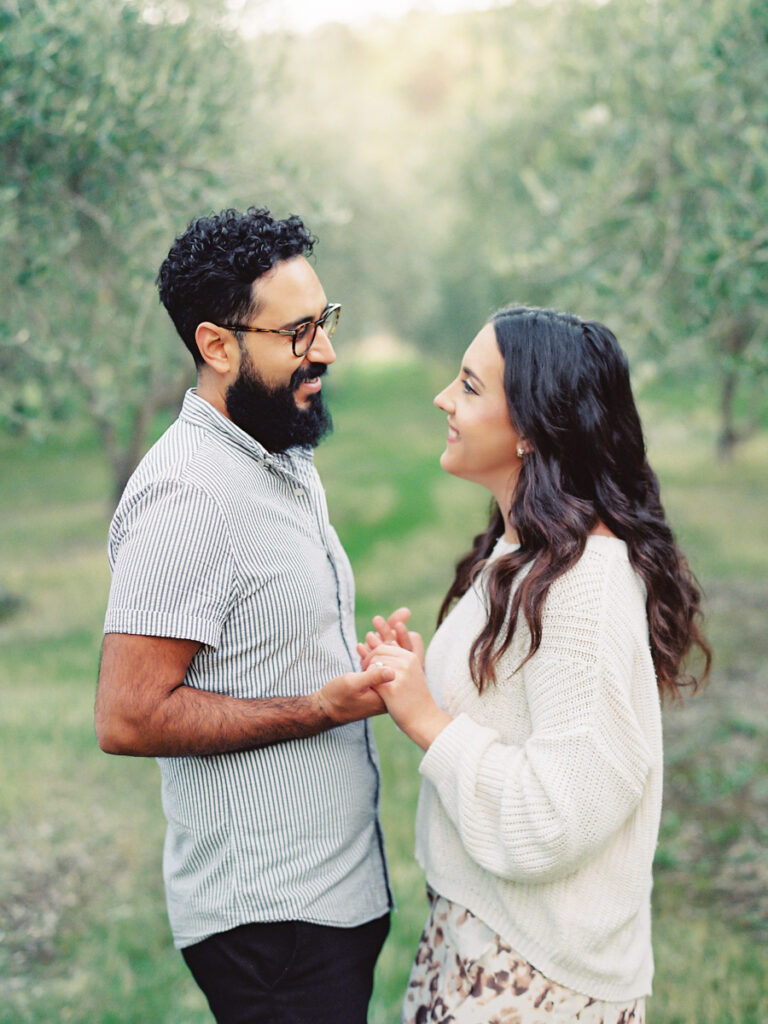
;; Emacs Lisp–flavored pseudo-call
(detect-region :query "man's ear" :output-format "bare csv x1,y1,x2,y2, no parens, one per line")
195,322,237,376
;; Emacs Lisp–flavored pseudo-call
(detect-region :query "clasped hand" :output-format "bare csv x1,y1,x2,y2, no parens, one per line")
357,608,452,751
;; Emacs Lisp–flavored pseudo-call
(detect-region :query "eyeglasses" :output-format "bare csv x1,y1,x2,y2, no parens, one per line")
220,303,341,358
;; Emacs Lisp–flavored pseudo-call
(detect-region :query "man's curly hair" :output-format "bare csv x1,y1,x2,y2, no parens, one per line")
156,207,316,365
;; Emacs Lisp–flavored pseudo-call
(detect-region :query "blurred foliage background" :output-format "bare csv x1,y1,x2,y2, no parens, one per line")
3,0,767,482
1,0,767,1020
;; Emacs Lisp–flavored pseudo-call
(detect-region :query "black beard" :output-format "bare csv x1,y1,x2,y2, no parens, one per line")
224,355,332,453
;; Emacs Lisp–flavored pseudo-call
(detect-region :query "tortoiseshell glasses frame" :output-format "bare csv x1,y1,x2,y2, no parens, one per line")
220,303,341,358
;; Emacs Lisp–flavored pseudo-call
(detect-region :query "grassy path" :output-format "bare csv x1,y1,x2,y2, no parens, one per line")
1,360,766,1022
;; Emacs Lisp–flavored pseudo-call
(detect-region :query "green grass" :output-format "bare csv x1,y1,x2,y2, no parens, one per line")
1,359,766,1022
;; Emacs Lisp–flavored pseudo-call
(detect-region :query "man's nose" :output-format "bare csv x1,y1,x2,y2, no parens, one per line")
308,327,336,365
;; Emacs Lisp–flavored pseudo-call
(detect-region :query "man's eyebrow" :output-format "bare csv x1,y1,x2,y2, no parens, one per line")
462,365,485,387
280,303,330,331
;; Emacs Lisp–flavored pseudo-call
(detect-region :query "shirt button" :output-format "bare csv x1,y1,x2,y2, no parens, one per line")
294,488,306,498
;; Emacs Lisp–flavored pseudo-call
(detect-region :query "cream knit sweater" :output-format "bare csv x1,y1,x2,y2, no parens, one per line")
415,534,663,1002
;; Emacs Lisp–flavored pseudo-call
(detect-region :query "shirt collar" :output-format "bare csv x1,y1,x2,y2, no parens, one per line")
179,389,314,471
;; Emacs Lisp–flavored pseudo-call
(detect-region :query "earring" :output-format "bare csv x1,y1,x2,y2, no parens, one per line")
516,445,526,459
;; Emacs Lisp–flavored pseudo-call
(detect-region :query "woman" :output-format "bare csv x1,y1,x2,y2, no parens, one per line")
360,307,710,1023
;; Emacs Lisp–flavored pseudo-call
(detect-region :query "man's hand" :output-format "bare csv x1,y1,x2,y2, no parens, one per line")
314,663,395,726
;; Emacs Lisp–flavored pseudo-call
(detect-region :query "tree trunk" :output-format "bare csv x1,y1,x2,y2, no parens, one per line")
108,373,191,508
716,314,760,460
717,367,739,460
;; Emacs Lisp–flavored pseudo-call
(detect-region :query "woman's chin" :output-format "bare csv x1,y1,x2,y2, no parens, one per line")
439,449,463,479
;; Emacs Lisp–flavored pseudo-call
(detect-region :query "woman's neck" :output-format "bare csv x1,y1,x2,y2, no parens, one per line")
502,521,616,545
590,521,617,538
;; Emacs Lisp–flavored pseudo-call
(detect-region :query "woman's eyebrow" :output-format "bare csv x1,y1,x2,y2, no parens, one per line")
462,365,485,388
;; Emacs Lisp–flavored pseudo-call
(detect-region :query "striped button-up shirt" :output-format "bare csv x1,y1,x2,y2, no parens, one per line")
104,390,392,947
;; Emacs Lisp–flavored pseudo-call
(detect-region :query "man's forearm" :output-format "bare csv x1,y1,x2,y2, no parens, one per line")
95,633,391,758
99,686,335,757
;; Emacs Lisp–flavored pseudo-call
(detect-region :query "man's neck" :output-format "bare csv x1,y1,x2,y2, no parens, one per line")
195,374,230,420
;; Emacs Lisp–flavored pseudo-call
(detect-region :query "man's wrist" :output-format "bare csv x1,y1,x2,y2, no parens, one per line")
308,686,338,731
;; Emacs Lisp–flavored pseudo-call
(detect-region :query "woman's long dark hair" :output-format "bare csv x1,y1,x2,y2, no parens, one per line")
437,307,711,701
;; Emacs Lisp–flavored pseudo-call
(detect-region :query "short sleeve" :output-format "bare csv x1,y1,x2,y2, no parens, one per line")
104,480,235,648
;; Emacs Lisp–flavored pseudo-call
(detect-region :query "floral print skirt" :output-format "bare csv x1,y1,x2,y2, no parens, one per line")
401,891,646,1024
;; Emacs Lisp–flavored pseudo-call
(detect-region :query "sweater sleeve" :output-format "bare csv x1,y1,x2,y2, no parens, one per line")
419,550,656,883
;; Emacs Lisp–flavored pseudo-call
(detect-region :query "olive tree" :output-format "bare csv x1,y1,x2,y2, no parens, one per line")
433,0,768,454
0,0,274,498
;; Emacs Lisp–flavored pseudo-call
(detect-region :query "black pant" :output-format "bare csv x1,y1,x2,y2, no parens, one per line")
181,914,390,1024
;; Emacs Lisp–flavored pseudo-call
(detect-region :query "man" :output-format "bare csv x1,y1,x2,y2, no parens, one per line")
95,207,399,1024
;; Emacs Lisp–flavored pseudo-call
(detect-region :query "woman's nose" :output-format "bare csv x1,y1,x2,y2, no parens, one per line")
434,384,452,412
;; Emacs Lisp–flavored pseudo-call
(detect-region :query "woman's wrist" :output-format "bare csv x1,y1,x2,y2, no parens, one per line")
411,707,453,751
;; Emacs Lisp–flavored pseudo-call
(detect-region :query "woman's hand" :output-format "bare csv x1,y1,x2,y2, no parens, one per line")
359,607,425,667
356,641,452,751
